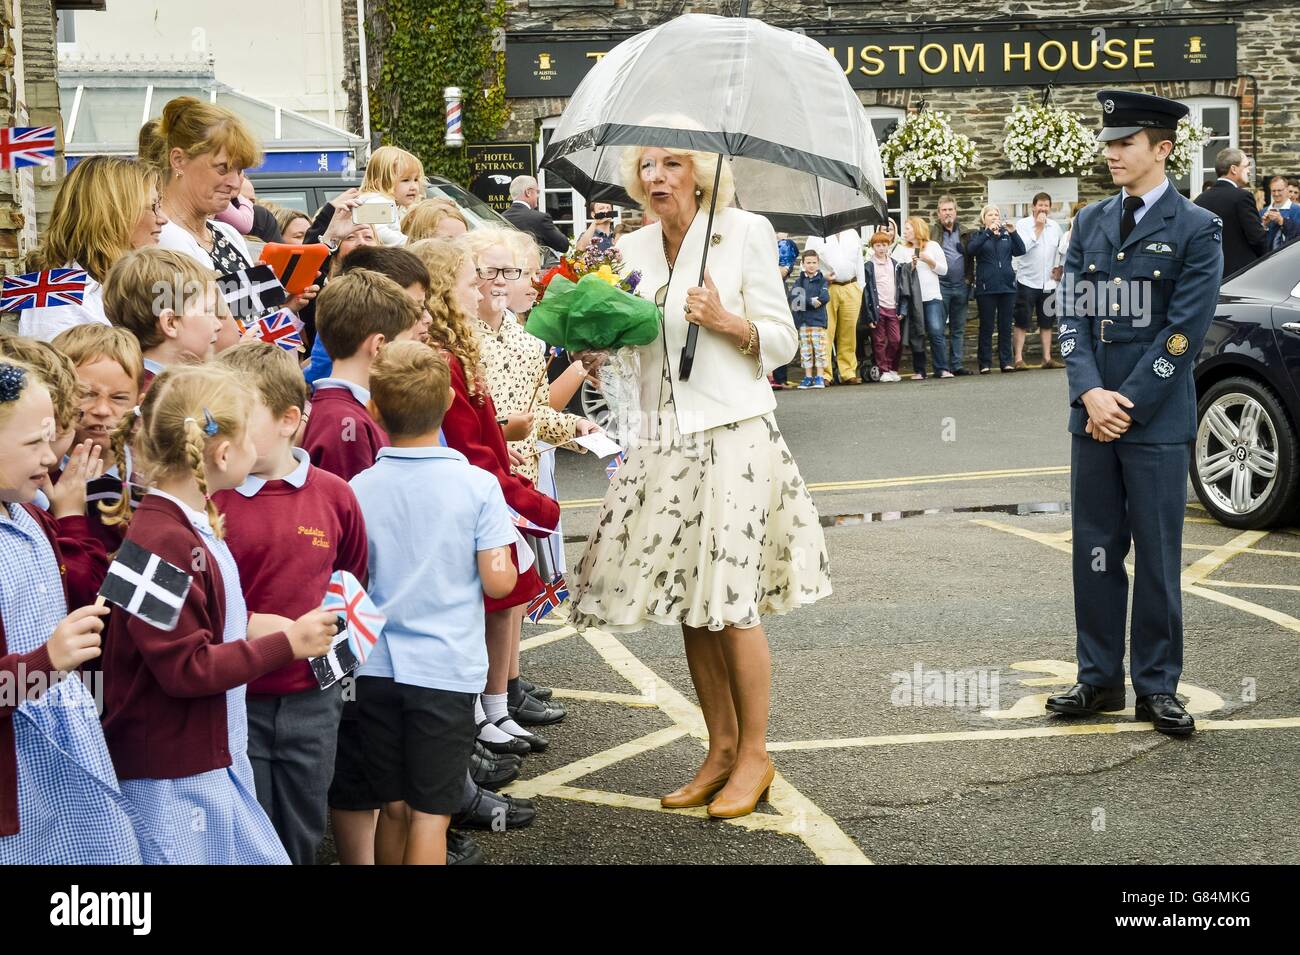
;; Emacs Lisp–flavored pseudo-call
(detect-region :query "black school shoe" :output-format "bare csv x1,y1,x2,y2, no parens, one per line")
509,692,566,726
453,787,537,831
518,677,553,702
470,747,521,790
447,829,484,865
1135,694,1196,736
1045,682,1126,716
476,719,531,757
496,716,548,753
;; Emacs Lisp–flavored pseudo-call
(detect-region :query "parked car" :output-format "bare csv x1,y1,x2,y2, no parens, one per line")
248,171,507,229
1191,240,1300,528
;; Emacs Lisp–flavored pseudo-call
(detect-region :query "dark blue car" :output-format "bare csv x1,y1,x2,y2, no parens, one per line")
1191,240,1300,528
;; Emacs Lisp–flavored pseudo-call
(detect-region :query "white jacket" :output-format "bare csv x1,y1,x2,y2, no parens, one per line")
617,206,797,435
18,263,107,341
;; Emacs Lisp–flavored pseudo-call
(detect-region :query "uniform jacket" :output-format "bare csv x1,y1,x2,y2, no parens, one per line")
1058,181,1223,444
617,206,799,435
1194,179,1267,277
967,227,1026,295
788,271,830,329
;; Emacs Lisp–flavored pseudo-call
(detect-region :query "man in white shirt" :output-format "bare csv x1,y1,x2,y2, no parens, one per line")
1011,192,1065,369
804,228,865,384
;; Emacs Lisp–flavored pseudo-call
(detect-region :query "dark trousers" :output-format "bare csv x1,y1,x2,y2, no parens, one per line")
976,292,1016,369
247,682,345,865
940,283,969,369
1070,435,1189,697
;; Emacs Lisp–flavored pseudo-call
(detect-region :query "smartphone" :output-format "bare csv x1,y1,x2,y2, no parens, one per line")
354,199,397,226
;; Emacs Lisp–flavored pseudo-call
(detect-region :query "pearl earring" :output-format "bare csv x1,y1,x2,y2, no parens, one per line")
695,189,703,197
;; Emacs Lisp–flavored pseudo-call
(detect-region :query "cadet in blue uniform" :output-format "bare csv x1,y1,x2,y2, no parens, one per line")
1047,91,1224,736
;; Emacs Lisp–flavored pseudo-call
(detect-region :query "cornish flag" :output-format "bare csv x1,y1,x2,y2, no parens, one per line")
525,575,569,624
0,126,57,169
0,268,88,312
217,264,287,322
320,571,386,666
242,309,304,351
97,540,192,631
606,453,625,480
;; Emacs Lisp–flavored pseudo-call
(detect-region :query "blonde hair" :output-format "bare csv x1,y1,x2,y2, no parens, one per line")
105,364,253,536
0,338,79,433
215,339,308,416
459,226,520,265
619,145,735,211
406,238,485,399
905,216,930,245
51,324,145,385
104,248,217,352
360,145,425,199
29,156,159,283
400,198,468,241
139,96,263,179
980,204,1002,227
502,229,541,270
370,341,452,438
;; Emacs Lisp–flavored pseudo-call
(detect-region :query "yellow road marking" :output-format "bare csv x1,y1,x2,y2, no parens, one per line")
559,465,1072,510
1186,544,1300,559
1197,580,1300,592
768,716,1300,752
519,625,578,652
514,626,872,865
549,688,660,707
1182,530,1268,585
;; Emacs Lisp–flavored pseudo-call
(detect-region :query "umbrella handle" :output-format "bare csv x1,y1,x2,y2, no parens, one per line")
678,154,725,382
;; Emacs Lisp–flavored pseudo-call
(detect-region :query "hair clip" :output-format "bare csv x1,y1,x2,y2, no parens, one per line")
132,405,142,418
0,363,26,403
201,408,219,437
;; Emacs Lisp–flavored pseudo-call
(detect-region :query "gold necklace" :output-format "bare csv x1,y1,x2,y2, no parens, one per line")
661,227,677,268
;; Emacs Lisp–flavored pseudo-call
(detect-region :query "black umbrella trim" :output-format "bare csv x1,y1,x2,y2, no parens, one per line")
542,122,878,196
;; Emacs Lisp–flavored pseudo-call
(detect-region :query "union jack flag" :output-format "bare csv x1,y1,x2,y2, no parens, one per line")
525,574,569,623
510,508,557,536
0,268,88,312
321,571,387,665
0,126,56,169
606,453,626,480
242,308,304,351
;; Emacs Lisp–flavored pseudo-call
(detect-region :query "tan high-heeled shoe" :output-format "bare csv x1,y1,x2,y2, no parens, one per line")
707,760,776,819
660,770,732,809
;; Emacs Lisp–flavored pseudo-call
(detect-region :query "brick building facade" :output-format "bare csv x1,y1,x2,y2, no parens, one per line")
492,1,1298,236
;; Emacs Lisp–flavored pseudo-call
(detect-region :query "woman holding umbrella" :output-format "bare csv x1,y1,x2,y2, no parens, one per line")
567,145,832,819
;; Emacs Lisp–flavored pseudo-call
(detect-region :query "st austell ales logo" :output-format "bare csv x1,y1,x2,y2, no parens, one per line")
534,51,557,82
1184,35,1207,64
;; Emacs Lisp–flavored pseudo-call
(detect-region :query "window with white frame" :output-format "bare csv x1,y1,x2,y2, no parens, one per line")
1175,97,1239,197
538,117,586,241
864,106,907,232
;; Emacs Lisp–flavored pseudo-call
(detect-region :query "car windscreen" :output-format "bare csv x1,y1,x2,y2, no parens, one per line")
1223,240,1300,302
426,181,512,230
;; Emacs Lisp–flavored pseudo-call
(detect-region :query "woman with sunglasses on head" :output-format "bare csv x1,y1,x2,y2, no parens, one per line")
566,144,831,820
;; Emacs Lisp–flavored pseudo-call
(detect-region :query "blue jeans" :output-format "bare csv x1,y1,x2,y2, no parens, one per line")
976,292,1016,369
940,283,969,370
922,299,950,374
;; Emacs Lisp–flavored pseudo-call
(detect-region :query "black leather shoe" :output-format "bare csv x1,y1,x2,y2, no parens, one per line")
497,717,548,753
509,692,566,726
453,787,536,831
519,677,553,701
474,738,521,769
1045,682,1126,715
446,829,484,865
476,720,531,756
953,368,973,376
470,748,521,790
1135,693,1195,736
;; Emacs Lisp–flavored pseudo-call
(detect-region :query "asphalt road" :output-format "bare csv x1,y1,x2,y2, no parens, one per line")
488,366,1300,865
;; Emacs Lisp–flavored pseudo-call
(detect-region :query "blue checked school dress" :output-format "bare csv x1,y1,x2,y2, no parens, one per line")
119,496,289,865
0,503,145,864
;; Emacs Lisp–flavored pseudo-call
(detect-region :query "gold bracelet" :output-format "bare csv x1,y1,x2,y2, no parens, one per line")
739,320,758,356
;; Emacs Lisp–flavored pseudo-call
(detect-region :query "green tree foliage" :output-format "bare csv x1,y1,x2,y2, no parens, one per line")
367,0,508,186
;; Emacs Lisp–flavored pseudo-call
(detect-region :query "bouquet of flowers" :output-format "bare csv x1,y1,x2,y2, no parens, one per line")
880,107,979,182
1002,103,1098,175
526,244,659,446
1167,116,1212,179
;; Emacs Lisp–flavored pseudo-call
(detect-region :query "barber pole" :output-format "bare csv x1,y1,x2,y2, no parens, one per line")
444,87,464,147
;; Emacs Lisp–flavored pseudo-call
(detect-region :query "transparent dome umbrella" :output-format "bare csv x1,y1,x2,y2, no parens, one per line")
540,12,888,380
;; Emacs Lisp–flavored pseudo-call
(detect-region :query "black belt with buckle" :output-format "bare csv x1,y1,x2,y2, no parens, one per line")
1095,319,1160,344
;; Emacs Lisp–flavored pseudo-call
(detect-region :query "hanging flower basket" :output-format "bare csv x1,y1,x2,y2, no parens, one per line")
879,108,978,183
1002,103,1098,176
1167,116,1213,179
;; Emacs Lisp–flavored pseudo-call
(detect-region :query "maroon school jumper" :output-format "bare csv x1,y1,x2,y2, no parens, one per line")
214,455,368,695
300,385,389,483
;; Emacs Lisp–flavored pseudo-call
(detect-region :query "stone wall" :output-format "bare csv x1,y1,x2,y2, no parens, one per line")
499,0,1299,227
